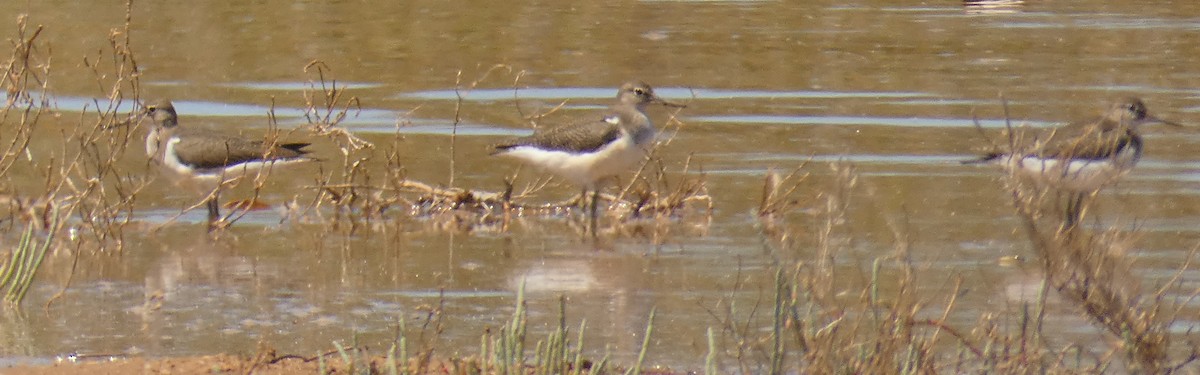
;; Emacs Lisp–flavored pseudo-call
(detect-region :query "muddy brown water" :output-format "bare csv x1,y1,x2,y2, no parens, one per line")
2,0,1200,371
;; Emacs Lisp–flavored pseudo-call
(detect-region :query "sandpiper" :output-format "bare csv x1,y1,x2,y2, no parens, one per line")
966,97,1180,192
142,99,315,225
492,81,684,224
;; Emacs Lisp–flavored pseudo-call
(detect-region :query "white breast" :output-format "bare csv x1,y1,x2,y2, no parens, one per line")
1006,146,1139,192
499,132,650,189
146,127,163,160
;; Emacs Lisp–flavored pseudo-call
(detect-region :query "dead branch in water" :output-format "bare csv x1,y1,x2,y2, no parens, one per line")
310,176,710,225
302,60,369,152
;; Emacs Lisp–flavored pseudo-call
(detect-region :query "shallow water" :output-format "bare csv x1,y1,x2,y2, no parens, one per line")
2,0,1200,371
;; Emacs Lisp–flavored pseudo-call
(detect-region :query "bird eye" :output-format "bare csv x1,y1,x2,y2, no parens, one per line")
634,88,646,95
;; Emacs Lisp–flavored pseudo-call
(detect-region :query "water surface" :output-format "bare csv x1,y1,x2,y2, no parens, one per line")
1,0,1199,371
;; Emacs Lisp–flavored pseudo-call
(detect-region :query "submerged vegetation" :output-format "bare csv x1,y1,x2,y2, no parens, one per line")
0,3,1198,374
299,62,709,236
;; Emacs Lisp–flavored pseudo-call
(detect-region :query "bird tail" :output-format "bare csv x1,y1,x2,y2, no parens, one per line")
279,142,312,154
961,152,1002,165
270,142,322,162
490,142,518,156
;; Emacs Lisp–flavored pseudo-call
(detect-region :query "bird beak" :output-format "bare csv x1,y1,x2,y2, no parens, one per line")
1148,115,1184,127
104,116,136,130
652,96,687,109
102,102,147,130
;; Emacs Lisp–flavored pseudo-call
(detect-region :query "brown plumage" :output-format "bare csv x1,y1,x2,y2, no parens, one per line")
972,97,1162,164
965,97,1180,195
168,128,311,171
493,115,624,154
143,99,313,172
491,81,683,188
490,81,685,232
142,98,316,226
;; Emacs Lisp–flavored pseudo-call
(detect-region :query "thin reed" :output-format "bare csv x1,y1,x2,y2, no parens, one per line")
0,205,58,305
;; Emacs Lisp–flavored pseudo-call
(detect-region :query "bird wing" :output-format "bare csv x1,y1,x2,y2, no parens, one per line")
494,114,623,154
172,132,309,169
966,112,1136,164
1033,120,1133,160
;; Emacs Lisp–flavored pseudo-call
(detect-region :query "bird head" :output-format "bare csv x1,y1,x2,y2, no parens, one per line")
1110,97,1180,128
617,81,685,109
142,99,179,128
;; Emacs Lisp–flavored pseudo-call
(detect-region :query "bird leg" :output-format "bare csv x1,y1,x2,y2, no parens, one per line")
568,188,588,209
589,189,600,236
206,193,222,229
1064,192,1085,230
